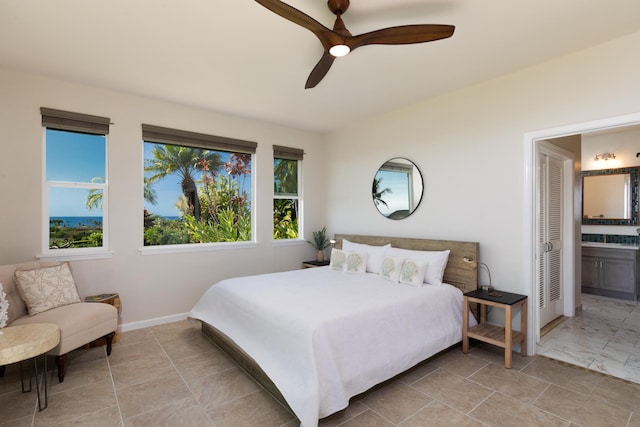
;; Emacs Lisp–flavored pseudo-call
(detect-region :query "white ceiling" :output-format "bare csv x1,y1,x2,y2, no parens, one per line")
1,0,640,133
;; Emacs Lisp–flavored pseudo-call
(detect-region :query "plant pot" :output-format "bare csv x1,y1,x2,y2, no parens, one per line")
316,249,325,262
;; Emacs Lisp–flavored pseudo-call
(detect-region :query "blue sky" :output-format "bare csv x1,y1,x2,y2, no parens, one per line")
47,129,105,217
374,170,410,215
143,143,183,217
47,130,250,218
143,143,250,217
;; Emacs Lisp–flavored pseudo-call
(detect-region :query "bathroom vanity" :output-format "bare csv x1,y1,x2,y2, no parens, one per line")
581,243,640,301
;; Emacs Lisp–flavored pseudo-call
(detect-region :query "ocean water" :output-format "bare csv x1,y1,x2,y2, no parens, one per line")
50,216,102,228
50,216,181,228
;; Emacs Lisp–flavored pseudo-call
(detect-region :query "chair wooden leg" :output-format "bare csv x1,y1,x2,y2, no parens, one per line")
105,332,115,356
56,355,66,383
53,332,115,383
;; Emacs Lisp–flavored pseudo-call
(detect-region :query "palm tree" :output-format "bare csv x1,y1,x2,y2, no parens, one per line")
86,177,105,211
144,145,222,221
274,158,298,194
143,179,157,205
86,178,157,210
372,176,392,208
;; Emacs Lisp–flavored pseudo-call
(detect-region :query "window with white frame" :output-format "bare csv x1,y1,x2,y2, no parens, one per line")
273,145,303,240
142,125,256,246
42,108,110,253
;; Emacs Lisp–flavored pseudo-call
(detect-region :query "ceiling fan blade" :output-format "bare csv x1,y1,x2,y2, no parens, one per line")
348,24,455,51
255,0,342,49
255,1,455,89
305,52,336,89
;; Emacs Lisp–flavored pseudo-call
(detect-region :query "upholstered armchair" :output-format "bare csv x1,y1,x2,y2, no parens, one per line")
0,261,118,382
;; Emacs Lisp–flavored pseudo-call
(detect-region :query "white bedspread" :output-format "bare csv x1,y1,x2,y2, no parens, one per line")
189,267,471,427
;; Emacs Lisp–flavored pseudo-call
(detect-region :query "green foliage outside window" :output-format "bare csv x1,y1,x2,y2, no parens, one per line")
49,219,103,249
273,199,298,239
143,144,252,245
274,158,299,239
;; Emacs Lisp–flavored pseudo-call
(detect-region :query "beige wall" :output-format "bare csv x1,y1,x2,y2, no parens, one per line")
324,31,640,300
0,68,326,327
2,30,640,331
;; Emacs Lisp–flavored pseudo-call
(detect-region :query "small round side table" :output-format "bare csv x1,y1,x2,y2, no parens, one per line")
0,323,60,410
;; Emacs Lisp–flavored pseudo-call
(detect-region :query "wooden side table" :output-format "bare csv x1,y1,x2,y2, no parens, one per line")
85,293,121,344
462,289,527,368
0,323,60,410
302,260,330,268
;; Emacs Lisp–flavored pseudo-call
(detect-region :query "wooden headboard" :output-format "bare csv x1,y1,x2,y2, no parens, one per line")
334,234,479,294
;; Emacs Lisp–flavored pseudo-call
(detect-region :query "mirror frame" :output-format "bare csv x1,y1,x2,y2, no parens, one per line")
581,166,639,225
372,157,424,220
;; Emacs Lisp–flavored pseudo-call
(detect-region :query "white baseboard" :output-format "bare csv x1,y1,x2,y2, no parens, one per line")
120,312,192,332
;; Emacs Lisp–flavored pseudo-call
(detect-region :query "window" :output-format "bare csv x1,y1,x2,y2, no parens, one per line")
42,108,110,254
273,145,303,240
142,125,256,246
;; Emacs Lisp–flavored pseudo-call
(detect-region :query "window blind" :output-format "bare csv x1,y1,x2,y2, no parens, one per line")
273,145,304,160
41,107,111,135
142,124,257,154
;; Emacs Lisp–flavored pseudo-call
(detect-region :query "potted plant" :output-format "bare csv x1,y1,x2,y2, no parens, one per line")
308,227,331,262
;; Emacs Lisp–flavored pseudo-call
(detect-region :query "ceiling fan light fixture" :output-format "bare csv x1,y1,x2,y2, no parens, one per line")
329,44,350,57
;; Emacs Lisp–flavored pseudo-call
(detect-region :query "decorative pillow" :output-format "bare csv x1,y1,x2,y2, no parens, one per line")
341,240,390,274
344,251,368,274
379,256,404,283
387,248,451,285
330,248,347,271
14,263,81,316
399,259,428,287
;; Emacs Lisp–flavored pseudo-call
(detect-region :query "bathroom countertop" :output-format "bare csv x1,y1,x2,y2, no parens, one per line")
581,242,640,250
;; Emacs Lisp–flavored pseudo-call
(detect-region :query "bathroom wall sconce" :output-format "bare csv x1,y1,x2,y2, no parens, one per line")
594,152,616,161
463,256,494,292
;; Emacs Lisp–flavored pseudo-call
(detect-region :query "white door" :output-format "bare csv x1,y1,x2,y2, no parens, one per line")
537,152,564,328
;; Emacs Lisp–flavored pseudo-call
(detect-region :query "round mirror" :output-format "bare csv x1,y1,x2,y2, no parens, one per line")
372,158,424,220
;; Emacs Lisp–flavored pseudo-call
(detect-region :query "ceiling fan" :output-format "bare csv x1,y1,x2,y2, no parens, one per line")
255,0,455,89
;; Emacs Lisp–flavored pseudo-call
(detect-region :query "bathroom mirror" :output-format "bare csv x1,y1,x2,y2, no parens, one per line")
582,167,639,225
372,158,423,220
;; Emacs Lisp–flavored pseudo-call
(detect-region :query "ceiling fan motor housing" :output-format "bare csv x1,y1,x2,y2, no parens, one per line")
328,0,350,15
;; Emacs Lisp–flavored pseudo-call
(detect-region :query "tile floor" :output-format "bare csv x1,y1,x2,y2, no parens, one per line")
537,293,640,384
1,319,640,426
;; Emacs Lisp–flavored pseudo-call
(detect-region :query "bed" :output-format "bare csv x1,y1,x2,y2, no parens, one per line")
189,234,479,427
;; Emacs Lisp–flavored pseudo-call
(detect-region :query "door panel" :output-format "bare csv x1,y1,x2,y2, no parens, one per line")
537,154,564,328
581,255,599,289
602,257,635,292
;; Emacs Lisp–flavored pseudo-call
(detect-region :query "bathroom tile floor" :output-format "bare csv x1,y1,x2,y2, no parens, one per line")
537,293,640,384
1,317,640,426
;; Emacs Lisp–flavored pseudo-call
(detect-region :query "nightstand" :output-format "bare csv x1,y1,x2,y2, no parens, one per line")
302,260,330,268
462,289,527,368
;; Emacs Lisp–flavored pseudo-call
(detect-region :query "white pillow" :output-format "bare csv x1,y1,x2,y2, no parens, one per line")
14,263,81,316
341,240,390,274
387,248,451,286
344,251,368,274
379,256,404,283
399,259,428,287
329,248,347,271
